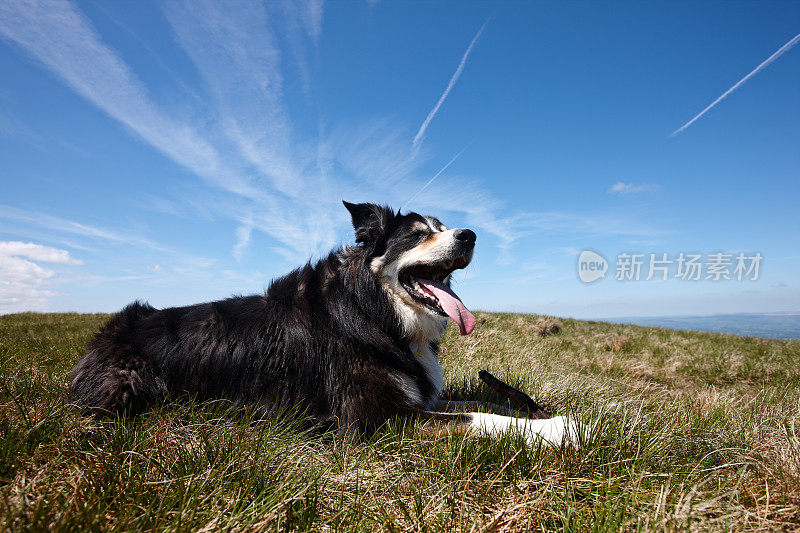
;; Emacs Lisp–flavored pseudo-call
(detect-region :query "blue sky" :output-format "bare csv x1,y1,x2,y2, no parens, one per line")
1,0,798,318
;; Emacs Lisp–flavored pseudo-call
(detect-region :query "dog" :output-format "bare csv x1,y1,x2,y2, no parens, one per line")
70,201,579,446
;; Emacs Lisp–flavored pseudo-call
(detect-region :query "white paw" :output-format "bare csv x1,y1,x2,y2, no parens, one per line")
522,416,584,447
470,413,585,447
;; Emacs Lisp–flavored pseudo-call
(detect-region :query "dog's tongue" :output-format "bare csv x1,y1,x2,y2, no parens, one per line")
416,278,476,335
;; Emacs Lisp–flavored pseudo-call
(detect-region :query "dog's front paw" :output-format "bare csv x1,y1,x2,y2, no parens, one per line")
470,413,586,448
522,416,585,447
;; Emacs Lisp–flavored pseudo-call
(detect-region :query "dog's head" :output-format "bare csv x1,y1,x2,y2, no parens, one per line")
343,201,476,338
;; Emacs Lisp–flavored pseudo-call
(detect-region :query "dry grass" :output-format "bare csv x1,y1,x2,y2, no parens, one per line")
1,311,799,531
519,317,562,338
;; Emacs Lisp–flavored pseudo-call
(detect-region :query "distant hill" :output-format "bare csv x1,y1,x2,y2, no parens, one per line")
604,312,800,339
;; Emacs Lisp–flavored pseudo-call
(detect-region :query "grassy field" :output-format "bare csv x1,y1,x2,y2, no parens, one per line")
1,312,799,531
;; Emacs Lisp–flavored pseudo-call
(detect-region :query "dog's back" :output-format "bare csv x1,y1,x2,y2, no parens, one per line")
71,288,316,416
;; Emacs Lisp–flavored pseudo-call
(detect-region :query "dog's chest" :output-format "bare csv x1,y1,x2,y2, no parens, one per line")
410,340,444,406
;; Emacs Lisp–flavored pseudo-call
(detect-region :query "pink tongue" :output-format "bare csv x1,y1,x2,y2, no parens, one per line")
416,278,476,335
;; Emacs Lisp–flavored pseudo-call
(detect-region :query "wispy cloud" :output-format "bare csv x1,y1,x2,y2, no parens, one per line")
0,0,656,278
671,32,800,137
0,204,171,252
88,0,205,105
0,0,232,190
501,211,663,239
0,0,338,262
607,182,660,195
300,0,324,42
162,0,300,195
13,205,230,281
482,210,663,265
274,0,325,94
1,0,511,267
0,107,44,144
162,0,351,260
232,221,254,261
411,20,487,155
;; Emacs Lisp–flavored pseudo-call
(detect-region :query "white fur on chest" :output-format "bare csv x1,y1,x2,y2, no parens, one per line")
388,339,444,410
369,254,448,409
411,340,445,408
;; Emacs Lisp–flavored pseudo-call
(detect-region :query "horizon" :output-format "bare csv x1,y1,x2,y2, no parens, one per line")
1,1,799,319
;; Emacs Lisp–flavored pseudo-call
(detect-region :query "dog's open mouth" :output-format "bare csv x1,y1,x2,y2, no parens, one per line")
399,256,476,335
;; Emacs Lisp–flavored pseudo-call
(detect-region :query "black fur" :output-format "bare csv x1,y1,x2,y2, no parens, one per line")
69,202,471,436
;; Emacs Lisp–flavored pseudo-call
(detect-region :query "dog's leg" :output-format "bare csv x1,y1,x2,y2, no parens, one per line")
466,413,582,446
433,400,525,417
416,409,582,447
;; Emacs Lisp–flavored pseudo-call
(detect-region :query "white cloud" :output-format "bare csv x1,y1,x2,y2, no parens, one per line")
0,241,80,314
607,182,660,195
0,241,82,264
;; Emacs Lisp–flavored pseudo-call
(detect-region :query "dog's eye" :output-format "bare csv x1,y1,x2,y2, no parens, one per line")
409,230,427,240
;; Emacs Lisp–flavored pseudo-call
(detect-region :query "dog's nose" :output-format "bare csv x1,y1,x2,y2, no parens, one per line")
453,229,476,246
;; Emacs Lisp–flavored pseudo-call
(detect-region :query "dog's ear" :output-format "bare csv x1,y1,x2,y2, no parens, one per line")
343,201,394,245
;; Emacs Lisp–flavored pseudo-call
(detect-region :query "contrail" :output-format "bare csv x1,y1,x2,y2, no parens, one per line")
671,31,800,137
402,144,470,210
412,20,488,155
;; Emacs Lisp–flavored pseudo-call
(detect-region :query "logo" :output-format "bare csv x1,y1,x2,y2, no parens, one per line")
577,250,608,283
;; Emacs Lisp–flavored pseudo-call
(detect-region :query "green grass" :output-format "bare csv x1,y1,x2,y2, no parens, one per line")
1,312,799,531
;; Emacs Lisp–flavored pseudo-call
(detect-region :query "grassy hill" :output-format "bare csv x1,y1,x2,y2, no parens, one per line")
1,312,799,531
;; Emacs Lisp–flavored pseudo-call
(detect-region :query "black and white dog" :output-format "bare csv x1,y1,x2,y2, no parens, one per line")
70,202,578,445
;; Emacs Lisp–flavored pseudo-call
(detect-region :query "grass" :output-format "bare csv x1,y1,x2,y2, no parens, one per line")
1,311,799,531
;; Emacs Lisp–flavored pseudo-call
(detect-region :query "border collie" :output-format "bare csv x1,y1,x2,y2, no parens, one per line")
70,202,579,445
